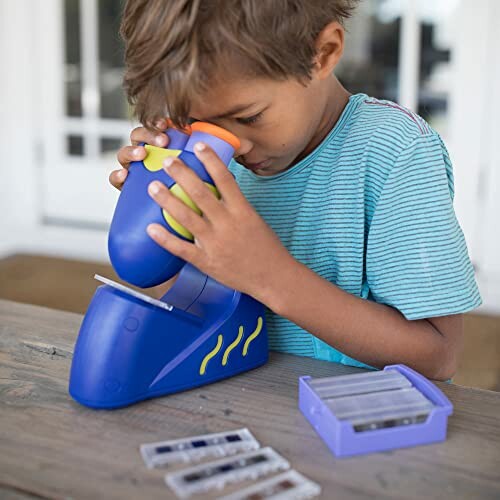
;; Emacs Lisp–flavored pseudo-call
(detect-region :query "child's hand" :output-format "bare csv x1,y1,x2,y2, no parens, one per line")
146,142,296,304
110,119,170,190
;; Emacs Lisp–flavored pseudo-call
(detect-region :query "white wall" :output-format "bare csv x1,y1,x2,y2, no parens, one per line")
449,0,500,312
0,0,109,263
0,0,39,257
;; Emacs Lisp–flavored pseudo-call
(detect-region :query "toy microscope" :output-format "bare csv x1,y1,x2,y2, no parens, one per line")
69,122,268,409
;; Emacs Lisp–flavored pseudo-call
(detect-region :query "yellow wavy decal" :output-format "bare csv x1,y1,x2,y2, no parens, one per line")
199,334,223,375
222,326,244,366
243,317,263,356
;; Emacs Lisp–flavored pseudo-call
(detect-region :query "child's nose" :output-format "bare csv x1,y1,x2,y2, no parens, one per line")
234,137,253,158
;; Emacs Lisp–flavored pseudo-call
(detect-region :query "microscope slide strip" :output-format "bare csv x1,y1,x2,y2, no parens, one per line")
307,369,403,387
140,428,260,468
94,274,174,311
217,469,321,500
165,447,290,498
307,370,412,398
324,387,434,421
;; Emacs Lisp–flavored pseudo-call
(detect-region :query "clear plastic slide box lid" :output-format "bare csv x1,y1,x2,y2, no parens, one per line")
299,364,453,457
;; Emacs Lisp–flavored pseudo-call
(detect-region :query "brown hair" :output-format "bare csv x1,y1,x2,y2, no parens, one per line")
121,0,359,129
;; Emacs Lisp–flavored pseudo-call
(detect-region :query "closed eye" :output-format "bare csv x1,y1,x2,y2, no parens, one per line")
236,112,263,125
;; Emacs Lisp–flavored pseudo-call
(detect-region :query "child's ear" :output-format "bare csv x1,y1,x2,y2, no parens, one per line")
312,21,345,79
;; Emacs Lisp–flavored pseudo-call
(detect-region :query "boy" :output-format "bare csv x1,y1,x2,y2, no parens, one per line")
110,0,481,380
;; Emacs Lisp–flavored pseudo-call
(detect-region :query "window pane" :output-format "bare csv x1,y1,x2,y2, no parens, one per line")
99,0,128,119
417,0,457,136
337,0,402,103
100,137,124,156
67,135,84,156
64,0,82,117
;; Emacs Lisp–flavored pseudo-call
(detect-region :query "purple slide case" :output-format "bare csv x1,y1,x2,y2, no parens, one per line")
298,364,453,458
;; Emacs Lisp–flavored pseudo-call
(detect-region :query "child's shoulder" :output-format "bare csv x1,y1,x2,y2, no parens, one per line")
339,94,452,201
342,94,447,174
348,94,436,152
358,96,431,134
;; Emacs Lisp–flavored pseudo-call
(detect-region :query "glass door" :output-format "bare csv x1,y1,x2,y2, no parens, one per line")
37,0,132,230
337,0,457,139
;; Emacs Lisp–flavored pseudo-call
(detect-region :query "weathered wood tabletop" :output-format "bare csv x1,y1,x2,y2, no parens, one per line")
0,299,499,499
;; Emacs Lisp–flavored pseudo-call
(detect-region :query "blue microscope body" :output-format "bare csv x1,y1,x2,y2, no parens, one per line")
69,123,268,409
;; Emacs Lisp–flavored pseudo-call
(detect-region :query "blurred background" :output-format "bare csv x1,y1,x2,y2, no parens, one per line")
0,0,498,390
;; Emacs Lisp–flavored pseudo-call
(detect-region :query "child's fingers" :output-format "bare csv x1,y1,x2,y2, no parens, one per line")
147,223,199,264
148,180,207,237
117,145,146,168
130,126,169,148
109,168,128,190
162,157,222,220
112,122,173,190
193,143,242,204
154,118,170,130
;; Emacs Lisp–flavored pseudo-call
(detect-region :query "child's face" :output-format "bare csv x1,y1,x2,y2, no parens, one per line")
189,74,332,176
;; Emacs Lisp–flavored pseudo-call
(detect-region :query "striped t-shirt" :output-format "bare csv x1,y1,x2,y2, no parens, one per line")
229,93,482,369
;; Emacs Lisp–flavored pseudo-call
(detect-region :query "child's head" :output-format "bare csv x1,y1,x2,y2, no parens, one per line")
121,0,358,175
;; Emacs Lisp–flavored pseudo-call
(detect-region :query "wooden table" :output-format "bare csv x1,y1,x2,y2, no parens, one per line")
1,299,499,499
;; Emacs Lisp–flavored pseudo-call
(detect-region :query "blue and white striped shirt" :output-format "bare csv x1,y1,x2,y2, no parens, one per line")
229,93,481,369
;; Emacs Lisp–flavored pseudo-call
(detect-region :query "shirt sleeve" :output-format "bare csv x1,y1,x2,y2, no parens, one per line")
366,133,482,320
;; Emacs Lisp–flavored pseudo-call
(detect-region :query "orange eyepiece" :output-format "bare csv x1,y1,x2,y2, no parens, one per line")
191,122,240,151
164,118,192,135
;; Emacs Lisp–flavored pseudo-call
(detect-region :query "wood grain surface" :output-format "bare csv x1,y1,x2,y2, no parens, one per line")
0,299,499,499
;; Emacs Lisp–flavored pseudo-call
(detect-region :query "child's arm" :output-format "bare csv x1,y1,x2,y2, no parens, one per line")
262,257,464,381
144,143,465,381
